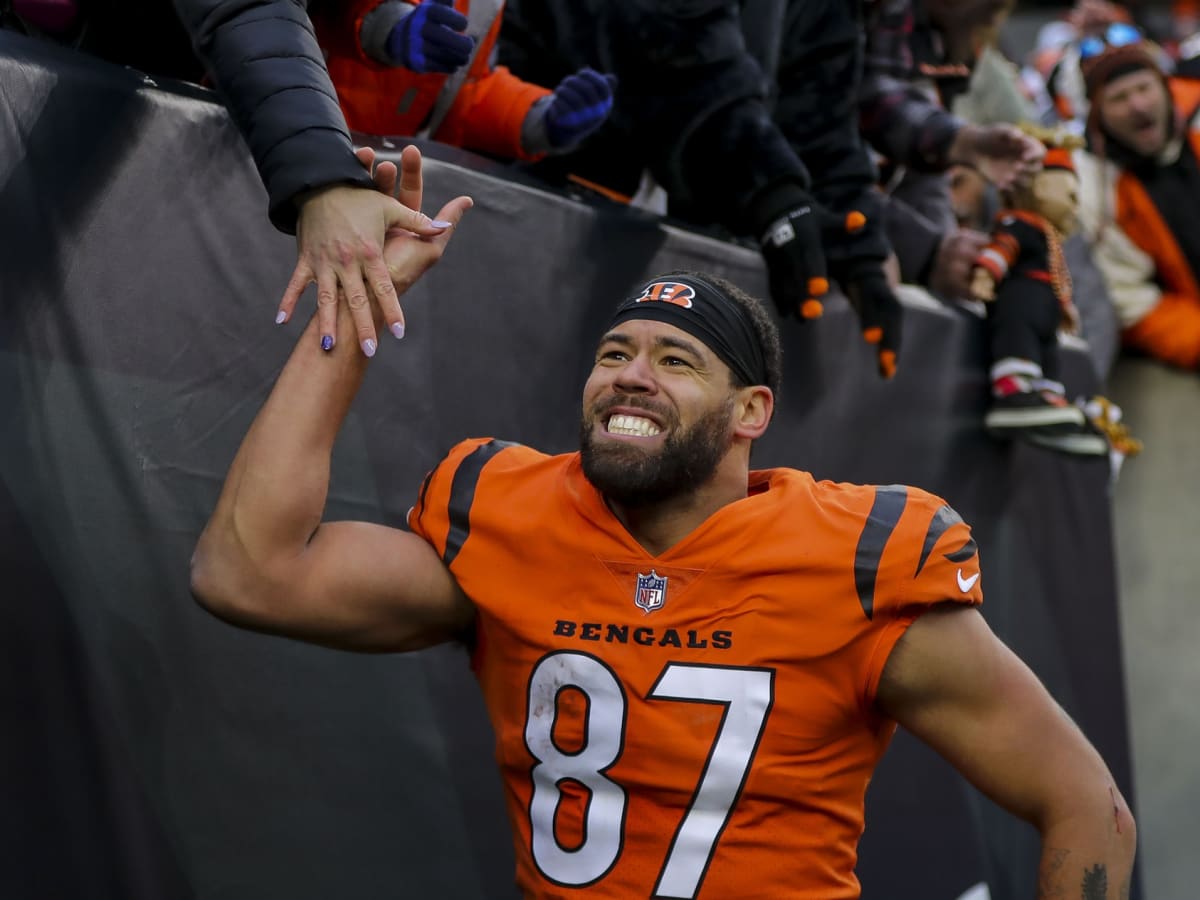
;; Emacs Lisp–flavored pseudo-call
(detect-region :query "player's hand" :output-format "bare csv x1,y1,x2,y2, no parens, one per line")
279,175,454,357
841,261,902,379
950,123,1046,191
355,145,472,345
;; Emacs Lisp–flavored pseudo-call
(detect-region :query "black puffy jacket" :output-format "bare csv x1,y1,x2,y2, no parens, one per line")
172,0,373,232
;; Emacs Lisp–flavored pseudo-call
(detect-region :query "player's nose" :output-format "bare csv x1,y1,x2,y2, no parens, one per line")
613,353,658,393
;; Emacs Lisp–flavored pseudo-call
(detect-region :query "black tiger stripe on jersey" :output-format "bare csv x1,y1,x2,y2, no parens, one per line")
913,503,974,575
916,504,961,576
443,439,517,567
944,538,978,563
854,485,909,620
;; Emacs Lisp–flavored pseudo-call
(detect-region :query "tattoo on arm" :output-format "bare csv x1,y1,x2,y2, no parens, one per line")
1038,848,1069,898
1081,864,1108,899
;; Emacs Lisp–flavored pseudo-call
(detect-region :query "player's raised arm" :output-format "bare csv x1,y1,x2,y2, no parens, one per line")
876,604,1137,898
191,148,476,653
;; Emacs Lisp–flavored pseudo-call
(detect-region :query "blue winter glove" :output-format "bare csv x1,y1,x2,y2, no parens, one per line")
542,68,617,150
385,0,474,75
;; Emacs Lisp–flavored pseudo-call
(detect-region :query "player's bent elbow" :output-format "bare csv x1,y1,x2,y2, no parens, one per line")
1038,779,1138,880
189,539,234,620
189,529,267,627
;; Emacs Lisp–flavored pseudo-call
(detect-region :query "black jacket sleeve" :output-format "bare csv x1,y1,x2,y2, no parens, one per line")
857,0,963,171
172,0,374,233
773,0,889,264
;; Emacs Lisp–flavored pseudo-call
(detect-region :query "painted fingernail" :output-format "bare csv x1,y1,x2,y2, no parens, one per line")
390,321,406,340
321,335,333,352
430,220,453,229
362,338,377,358
275,310,287,324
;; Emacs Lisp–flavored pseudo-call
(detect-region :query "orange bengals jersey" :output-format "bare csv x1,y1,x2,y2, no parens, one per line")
408,438,983,899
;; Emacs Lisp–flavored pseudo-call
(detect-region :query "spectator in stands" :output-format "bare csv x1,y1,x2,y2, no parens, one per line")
312,0,615,162
1032,4,1167,134
497,0,903,378
859,0,1045,303
167,0,452,360
190,145,1137,900
1075,32,1200,370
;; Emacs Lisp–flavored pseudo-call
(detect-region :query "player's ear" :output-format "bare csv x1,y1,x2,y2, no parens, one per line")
733,386,773,440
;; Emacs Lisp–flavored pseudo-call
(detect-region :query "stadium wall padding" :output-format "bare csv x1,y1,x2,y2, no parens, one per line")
0,31,1139,900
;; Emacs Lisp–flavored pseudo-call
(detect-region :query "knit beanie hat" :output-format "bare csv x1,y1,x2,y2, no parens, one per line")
1082,42,1162,100
1081,42,1169,137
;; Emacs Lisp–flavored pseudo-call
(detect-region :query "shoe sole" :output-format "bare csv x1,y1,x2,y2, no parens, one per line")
1025,431,1110,456
985,405,1086,429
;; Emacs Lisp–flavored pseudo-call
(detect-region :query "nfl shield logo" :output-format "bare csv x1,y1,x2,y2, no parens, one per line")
634,570,668,614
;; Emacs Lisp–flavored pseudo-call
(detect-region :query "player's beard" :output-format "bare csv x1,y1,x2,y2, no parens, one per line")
579,398,735,508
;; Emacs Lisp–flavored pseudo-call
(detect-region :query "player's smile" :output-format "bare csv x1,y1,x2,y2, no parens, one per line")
603,408,665,441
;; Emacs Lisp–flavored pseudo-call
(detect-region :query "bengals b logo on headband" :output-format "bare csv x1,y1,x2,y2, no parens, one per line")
636,282,695,308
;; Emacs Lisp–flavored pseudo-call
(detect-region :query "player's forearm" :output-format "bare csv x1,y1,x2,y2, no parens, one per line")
1036,807,1137,898
196,305,369,596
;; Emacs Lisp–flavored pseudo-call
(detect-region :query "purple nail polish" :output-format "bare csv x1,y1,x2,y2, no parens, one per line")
321,335,333,352
275,310,287,325
362,339,377,358
430,220,453,229
390,322,406,340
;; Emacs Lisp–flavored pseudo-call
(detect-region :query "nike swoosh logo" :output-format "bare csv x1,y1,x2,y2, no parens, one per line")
957,569,980,592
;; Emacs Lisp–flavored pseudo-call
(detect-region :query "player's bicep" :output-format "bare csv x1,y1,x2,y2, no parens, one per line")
876,605,1115,829
257,519,473,653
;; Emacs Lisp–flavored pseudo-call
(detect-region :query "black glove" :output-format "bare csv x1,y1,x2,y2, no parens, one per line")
837,260,902,379
751,184,830,320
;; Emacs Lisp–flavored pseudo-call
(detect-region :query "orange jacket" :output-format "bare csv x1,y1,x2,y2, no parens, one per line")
1109,126,1200,366
315,0,551,161
1112,128,1200,297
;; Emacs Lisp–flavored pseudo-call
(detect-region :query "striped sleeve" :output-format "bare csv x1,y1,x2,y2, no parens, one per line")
906,500,982,607
853,486,982,710
407,438,517,565
853,485,983,622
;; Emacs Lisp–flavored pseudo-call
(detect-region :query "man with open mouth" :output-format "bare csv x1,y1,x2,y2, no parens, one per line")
1075,27,1200,372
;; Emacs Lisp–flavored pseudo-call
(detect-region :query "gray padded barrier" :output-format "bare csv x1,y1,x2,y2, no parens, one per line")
1108,358,1200,900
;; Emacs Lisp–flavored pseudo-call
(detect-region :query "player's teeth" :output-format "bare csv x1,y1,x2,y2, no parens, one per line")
608,414,662,436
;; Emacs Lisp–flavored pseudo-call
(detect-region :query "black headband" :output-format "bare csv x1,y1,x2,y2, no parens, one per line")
607,274,767,387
